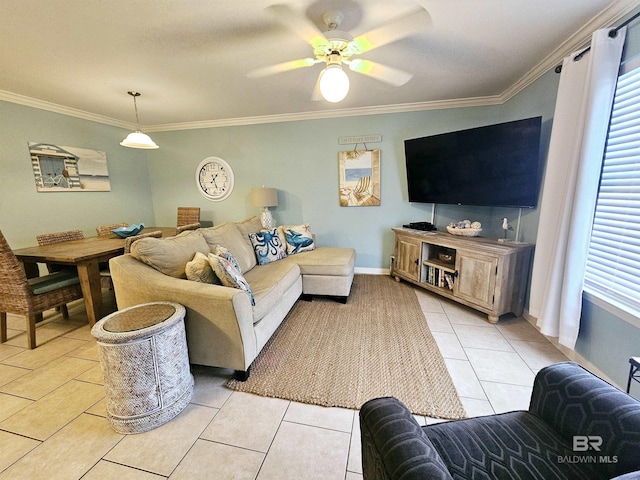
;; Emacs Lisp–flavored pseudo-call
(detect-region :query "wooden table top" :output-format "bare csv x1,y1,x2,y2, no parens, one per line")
14,227,177,263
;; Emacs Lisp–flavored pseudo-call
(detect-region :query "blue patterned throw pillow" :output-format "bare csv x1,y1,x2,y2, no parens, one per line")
208,254,255,306
213,245,241,272
248,228,287,265
281,224,315,255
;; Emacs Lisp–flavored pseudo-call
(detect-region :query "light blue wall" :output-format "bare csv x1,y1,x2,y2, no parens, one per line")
0,101,155,248
147,74,559,271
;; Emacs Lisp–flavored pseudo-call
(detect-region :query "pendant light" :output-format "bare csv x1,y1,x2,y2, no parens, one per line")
120,91,159,149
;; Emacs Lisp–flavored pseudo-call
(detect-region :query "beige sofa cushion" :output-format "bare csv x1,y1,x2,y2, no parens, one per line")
130,230,210,278
200,222,257,274
244,260,301,323
235,216,264,250
286,247,356,276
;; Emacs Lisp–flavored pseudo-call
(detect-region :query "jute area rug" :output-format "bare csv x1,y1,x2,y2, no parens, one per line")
226,274,466,419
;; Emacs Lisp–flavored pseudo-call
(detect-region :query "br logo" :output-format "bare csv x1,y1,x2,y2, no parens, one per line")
573,436,603,452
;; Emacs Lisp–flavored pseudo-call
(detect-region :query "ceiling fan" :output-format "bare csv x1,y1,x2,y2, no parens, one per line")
248,4,432,103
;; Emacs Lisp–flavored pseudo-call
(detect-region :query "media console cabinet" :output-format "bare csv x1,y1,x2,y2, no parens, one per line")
391,228,534,323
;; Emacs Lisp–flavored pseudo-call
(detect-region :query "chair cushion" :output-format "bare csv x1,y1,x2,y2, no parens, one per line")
424,411,607,480
200,222,257,274
130,230,209,278
29,270,80,295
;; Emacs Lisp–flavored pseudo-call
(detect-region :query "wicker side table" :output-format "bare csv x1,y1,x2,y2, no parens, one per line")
91,302,194,434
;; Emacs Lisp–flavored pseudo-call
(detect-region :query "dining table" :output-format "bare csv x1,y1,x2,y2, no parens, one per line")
13,227,177,326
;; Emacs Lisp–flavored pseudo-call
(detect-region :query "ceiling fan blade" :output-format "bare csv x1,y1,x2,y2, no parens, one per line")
311,71,323,101
247,58,319,78
266,4,328,49
349,7,431,54
348,59,413,86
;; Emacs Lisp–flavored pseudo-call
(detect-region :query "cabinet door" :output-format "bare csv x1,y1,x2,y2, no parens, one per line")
454,251,498,309
394,235,422,281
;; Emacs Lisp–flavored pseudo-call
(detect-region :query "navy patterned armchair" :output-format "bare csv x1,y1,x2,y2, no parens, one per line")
360,362,640,480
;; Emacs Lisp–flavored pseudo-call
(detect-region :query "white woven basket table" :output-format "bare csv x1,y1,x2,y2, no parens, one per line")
91,302,193,434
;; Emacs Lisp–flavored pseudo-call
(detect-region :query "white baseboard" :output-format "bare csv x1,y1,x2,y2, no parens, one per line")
354,267,390,275
523,310,620,389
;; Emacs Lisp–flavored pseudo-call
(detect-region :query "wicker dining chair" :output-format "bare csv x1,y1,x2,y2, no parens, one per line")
124,230,163,254
36,229,85,273
175,222,201,235
36,229,85,317
95,223,129,288
0,230,84,349
96,223,129,236
177,207,200,227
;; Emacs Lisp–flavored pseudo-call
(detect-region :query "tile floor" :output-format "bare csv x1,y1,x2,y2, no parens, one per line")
0,282,573,480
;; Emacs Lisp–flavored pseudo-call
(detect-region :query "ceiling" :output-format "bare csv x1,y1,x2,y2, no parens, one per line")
0,0,637,131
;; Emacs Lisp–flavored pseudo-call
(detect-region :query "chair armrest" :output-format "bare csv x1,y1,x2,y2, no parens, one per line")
360,397,453,480
529,362,640,478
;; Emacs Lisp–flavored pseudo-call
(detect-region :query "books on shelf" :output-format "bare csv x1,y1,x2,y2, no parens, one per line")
425,265,455,290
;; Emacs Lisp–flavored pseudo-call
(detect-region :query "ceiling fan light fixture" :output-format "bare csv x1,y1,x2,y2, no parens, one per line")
319,64,349,103
120,91,159,150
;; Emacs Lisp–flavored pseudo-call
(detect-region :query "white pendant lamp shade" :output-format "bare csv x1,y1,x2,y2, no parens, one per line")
319,65,350,103
120,91,159,149
120,130,159,149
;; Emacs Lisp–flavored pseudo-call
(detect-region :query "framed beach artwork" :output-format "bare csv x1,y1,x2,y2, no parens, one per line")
339,149,380,207
28,142,111,192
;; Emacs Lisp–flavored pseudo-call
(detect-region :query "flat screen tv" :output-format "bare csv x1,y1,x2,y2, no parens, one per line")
404,116,542,208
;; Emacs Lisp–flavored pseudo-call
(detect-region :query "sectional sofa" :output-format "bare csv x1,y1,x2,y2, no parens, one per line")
109,216,355,380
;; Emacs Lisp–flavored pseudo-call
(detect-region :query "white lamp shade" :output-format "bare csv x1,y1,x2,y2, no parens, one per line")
319,65,350,103
251,187,278,207
120,131,159,149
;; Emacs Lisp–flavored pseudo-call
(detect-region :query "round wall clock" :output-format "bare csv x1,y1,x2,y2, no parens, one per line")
195,157,235,201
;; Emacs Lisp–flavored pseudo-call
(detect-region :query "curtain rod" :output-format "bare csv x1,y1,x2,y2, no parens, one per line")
555,9,640,73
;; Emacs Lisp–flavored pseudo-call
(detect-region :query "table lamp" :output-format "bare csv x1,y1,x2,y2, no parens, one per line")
251,187,278,230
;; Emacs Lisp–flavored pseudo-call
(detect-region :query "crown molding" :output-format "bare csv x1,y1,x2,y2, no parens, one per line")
2,1,638,132
0,90,136,130
145,95,503,132
500,0,640,103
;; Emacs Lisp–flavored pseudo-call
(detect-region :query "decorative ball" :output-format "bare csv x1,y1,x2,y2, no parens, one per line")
471,221,482,229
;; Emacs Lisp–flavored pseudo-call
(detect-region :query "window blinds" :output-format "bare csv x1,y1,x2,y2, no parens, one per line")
585,65,640,316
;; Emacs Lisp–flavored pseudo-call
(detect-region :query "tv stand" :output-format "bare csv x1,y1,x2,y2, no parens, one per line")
391,228,534,323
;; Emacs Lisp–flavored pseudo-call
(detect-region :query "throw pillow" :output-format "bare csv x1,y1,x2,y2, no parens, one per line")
213,245,241,272
185,252,220,284
281,224,315,255
248,228,287,265
208,253,255,306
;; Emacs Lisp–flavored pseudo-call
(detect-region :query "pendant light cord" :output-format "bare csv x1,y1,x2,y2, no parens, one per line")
128,91,142,127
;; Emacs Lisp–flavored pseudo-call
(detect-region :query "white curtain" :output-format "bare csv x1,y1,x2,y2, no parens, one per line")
528,27,626,349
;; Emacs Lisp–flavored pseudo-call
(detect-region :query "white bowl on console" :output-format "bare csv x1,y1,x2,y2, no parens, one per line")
446,226,482,237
